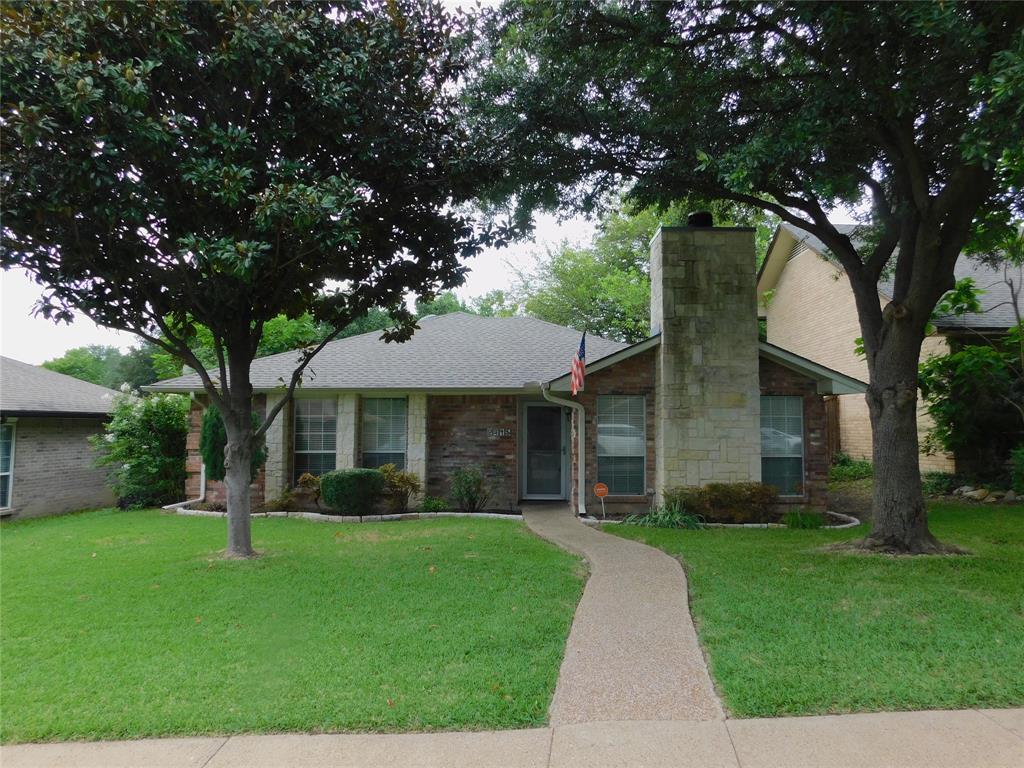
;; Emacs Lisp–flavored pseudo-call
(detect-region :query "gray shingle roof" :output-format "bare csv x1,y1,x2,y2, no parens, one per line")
1,356,120,415
148,313,628,393
782,221,1021,330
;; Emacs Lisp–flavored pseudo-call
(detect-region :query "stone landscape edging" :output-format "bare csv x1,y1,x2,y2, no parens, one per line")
169,508,523,523
580,509,860,530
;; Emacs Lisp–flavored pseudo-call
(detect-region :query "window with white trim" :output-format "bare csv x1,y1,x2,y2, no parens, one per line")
760,395,804,496
293,399,337,482
597,395,646,495
362,397,407,469
1,423,14,509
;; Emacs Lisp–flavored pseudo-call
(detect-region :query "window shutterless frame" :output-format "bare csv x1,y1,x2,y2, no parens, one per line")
292,398,338,483
0,421,16,509
760,395,805,496
596,395,646,496
361,397,408,470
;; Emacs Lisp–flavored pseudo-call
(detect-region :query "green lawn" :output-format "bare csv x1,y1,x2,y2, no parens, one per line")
608,503,1024,718
0,509,583,743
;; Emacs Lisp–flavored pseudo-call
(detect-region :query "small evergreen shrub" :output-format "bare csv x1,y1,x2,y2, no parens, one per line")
320,468,386,516
664,482,778,523
198,405,266,482
921,471,958,497
90,391,189,508
378,463,423,513
449,466,491,513
829,452,874,482
623,502,705,529
419,496,448,514
1011,446,1024,494
784,508,824,529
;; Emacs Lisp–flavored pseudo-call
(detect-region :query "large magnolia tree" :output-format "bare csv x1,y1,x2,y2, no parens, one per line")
1,0,507,556
471,1,1024,553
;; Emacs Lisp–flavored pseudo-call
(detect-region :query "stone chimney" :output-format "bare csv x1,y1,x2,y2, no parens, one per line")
650,223,761,501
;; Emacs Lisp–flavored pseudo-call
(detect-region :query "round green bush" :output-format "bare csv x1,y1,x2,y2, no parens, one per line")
320,469,386,516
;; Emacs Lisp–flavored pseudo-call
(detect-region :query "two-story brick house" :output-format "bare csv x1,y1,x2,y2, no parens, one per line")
150,225,864,516
758,222,1022,473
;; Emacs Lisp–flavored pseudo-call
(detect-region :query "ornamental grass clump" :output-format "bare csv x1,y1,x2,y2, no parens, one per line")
623,502,705,529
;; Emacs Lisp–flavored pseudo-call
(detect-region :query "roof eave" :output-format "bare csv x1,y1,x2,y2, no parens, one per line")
548,335,662,391
758,341,867,394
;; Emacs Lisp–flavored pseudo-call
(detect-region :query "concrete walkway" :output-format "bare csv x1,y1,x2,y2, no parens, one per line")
522,504,722,724
3,709,1021,767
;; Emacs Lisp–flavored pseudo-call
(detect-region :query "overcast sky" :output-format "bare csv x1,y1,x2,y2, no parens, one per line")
0,212,597,365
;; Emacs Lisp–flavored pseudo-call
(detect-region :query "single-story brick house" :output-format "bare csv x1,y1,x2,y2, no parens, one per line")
0,356,118,518
150,226,865,516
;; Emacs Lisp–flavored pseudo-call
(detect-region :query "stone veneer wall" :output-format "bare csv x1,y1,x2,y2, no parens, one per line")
425,395,518,511
5,416,115,518
185,395,266,507
570,349,657,517
759,358,828,511
651,226,762,502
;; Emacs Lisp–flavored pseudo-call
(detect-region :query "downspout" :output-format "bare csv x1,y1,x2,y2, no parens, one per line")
539,382,587,518
163,390,207,509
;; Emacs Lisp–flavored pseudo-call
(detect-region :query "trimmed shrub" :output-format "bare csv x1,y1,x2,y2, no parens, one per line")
623,502,705,529
379,463,423,513
419,496,448,514
198,405,266,482
90,391,189,508
320,468,385,516
1011,446,1024,494
829,452,873,482
663,482,779,524
450,466,491,513
921,471,958,497
784,508,824,529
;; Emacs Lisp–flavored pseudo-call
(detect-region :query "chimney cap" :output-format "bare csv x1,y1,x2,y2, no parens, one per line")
687,211,714,227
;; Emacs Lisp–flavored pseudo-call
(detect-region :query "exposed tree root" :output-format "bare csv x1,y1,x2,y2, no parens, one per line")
222,548,261,560
829,536,969,556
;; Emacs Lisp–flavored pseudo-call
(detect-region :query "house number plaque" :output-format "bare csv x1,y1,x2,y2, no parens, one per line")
487,427,512,438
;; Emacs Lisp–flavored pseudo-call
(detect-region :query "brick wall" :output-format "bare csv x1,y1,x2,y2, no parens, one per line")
6,416,115,518
185,395,267,506
758,358,828,511
570,349,657,517
426,395,518,511
765,246,955,472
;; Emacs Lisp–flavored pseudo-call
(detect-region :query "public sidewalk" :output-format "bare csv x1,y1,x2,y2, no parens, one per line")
3,709,1021,767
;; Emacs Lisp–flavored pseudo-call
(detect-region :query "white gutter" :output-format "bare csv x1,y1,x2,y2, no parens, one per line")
539,382,587,518
163,391,207,509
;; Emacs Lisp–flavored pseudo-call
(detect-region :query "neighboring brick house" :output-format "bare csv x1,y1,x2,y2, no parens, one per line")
0,356,118,518
150,226,864,516
758,222,1022,473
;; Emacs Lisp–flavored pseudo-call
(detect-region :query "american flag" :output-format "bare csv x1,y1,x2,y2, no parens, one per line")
571,332,586,396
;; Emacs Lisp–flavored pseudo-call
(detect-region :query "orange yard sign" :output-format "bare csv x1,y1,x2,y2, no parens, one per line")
594,483,609,498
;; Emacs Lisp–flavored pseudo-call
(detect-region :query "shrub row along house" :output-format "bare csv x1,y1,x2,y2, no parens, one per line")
759,222,1023,474
0,356,118,518
150,225,864,517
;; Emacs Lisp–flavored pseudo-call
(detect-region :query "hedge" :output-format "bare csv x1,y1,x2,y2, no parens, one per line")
320,468,386,516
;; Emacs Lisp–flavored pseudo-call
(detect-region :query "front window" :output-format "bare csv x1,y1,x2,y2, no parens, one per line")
362,397,407,469
0,423,14,508
761,395,804,496
597,395,645,495
293,399,337,482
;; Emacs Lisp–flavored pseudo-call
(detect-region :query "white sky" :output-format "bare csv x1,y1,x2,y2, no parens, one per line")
0,212,596,365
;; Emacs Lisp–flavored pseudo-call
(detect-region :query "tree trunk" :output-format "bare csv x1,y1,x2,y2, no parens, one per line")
222,407,255,558
860,319,959,554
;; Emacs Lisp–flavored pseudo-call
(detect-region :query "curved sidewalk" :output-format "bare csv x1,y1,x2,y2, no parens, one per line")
522,504,723,724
